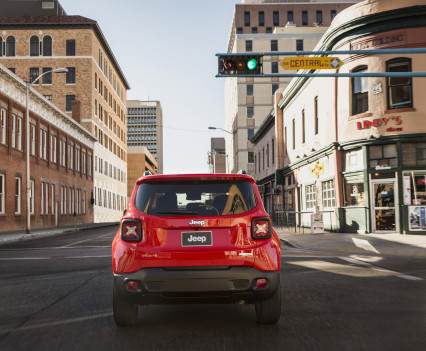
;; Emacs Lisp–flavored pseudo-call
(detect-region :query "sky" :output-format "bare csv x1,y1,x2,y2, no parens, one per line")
60,0,237,174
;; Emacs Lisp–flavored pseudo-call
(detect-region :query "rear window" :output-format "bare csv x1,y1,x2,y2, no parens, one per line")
134,180,258,216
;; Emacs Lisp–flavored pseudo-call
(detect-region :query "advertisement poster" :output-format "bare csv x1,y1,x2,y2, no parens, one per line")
409,206,426,231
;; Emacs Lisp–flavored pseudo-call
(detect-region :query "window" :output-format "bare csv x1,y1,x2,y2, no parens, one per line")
44,95,52,102
244,11,250,26
322,180,336,208
245,40,252,52
251,27,257,34
352,66,369,115
1,108,6,145
0,173,4,214
42,67,52,84
30,68,40,84
15,177,21,214
246,84,253,96
76,189,81,215
386,58,412,109
248,151,254,164
50,134,57,163
266,143,270,167
6,36,16,56
66,67,76,84
272,84,279,96
39,128,47,160
305,184,316,210
82,150,87,174
68,142,74,169
314,96,319,135
403,171,426,205
51,184,55,215
271,62,278,74
271,40,278,52
11,114,16,148
28,180,34,215
88,153,92,176
237,27,243,34
66,95,75,112
272,139,275,164
248,129,254,140
76,147,81,172
369,144,397,168
42,36,52,56
266,27,272,33
296,39,303,51
259,11,264,26
247,106,254,118
8,68,15,74
69,187,74,215
66,39,75,56
402,143,426,166
273,11,279,26
0,37,2,56
16,116,22,151
316,11,323,25
343,176,365,207
302,110,305,144
60,138,66,166
292,119,295,150
30,36,39,56
30,124,36,155
302,11,308,26
61,185,67,215
331,10,337,22
288,11,294,23
41,181,49,215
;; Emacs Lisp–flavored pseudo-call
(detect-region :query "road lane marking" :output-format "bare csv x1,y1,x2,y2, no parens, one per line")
339,256,424,281
61,233,115,248
352,237,380,253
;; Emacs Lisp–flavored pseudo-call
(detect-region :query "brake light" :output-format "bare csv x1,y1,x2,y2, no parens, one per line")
121,220,142,242
251,217,271,239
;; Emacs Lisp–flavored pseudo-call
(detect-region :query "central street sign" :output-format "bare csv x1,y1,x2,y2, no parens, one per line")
279,57,343,70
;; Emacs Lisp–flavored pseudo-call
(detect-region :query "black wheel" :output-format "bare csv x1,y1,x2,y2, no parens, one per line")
255,284,281,324
113,283,138,326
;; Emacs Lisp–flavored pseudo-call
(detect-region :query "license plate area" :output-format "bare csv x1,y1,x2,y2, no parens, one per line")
181,231,213,247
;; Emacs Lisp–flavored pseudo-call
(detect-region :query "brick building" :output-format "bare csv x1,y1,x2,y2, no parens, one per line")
0,13,130,223
0,63,96,231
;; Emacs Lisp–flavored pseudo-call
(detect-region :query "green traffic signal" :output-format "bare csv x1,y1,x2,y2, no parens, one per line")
247,59,258,70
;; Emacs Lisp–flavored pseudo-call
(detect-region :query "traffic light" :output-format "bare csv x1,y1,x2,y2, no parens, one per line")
218,54,263,76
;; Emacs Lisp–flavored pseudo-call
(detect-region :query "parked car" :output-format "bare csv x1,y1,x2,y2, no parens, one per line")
112,173,281,325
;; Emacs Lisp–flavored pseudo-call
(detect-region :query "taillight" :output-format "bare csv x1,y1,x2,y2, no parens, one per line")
251,217,271,239
121,219,142,242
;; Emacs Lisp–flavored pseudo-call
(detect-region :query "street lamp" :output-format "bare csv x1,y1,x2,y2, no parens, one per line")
26,68,68,233
208,126,235,135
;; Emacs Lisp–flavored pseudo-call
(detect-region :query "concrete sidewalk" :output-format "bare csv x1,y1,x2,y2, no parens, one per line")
276,228,426,257
0,222,119,245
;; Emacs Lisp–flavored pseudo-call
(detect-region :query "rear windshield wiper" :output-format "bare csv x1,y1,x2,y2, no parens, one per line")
155,210,199,215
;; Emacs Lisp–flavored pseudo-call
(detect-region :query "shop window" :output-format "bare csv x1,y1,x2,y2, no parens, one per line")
322,180,335,208
352,65,368,115
403,171,426,206
343,175,365,207
305,184,316,210
402,143,426,166
386,58,412,109
368,145,397,168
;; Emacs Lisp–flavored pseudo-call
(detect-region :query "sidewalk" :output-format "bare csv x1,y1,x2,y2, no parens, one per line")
276,228,426,257
0,222,119,245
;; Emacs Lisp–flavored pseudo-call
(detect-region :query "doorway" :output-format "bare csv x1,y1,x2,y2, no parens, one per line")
371,179,398,233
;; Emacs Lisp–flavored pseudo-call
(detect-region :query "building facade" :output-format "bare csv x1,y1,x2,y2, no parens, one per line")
0,14,130,223
272,0,426,234
224,0,360,174
127,100,163,174
208,137,227,173
127,146,158,200
0,63,96,231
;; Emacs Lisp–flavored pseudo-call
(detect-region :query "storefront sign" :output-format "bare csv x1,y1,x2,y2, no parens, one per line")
356,116,403,132
403,176,411,205
409,206,426,231
375,165,391,170
311,162,324,178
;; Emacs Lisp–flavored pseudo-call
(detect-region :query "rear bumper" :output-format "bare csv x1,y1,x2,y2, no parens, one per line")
114,266,280,305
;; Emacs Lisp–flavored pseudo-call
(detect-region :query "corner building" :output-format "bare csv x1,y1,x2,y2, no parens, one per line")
0,15,130,222
275,0,426,234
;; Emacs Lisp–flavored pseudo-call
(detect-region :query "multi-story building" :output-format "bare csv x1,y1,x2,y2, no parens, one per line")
224,0,361,174
0,0,66,16
127,100,163,174
0,63,96,231
0,8,130,223
127,146,158,200
259,0,426,234
208,137,226,173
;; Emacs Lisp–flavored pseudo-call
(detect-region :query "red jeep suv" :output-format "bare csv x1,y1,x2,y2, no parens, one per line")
112,173,281,325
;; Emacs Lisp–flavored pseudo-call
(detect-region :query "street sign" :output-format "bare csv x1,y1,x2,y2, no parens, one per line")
279,57,343,70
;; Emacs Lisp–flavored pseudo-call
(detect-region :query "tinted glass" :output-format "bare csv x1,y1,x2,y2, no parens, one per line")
135,180,258,216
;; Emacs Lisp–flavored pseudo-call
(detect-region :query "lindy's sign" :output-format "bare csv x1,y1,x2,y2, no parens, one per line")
356,116,403,132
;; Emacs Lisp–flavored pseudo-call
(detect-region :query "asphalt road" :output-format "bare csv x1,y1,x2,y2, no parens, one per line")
0,225,425,351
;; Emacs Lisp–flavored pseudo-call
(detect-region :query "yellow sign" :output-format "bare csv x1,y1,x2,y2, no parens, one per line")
311,162,324,178
280,57,343,70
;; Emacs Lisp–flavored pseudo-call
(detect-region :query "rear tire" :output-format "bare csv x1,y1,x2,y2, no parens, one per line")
113,283,138,326
255,284,281,324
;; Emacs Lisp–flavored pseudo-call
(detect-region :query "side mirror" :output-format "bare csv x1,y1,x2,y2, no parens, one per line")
123,209,127,216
